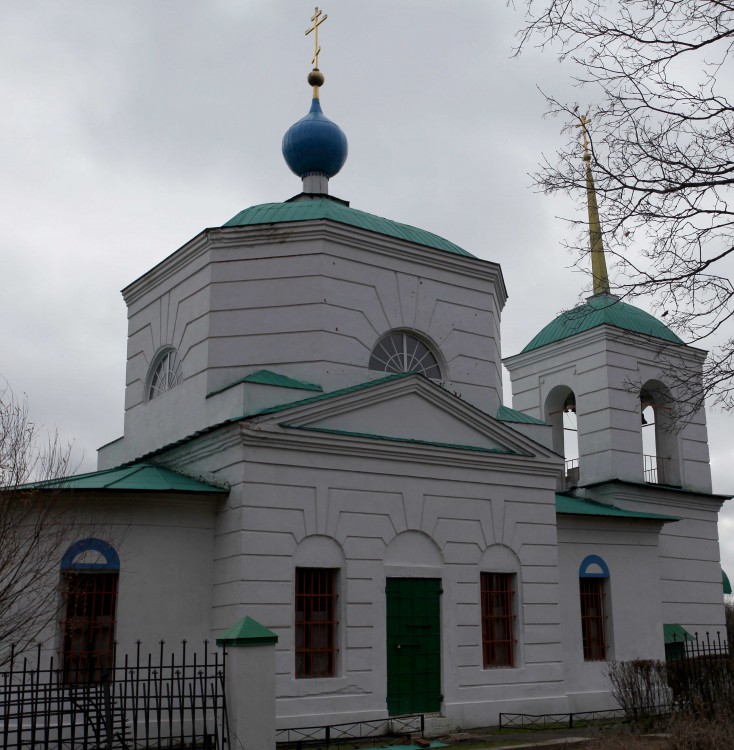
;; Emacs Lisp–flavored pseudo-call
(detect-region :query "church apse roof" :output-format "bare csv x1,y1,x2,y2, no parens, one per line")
24,462,228,494
223,198,475,258
521,293,684,354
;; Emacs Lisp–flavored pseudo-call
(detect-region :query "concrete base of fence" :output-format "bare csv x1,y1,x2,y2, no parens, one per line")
217,616,279,750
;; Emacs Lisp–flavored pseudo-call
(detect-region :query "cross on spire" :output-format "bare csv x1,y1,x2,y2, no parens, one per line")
576,114,591,156
306,7,328,70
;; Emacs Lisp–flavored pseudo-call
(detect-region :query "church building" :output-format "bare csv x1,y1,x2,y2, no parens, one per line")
29,11,728,733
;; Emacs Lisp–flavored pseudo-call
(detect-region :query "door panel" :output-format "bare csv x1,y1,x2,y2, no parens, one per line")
386,578,441,714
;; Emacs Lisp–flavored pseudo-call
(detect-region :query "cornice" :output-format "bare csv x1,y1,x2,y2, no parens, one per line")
122,230,213,306
120,218,507,311
212,221,507,303
238,421,561,478
504,323,707,370
581,479,729,511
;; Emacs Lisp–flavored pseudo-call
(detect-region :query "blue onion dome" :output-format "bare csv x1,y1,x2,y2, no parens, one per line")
282,96,348,179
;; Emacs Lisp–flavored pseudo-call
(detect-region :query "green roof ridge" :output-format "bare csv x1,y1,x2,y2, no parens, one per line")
496,404,549,425
522,294,684,354
223,199,474,258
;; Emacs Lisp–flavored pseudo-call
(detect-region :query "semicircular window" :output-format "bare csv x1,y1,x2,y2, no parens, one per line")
148,349,183,400
368,332,442,379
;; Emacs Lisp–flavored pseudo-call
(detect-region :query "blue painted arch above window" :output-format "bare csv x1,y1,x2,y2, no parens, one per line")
579,554,610,579
61,538,120,571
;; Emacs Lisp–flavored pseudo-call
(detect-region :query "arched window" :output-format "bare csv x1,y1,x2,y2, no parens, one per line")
294,536,345,679
368,332,441,379
545,386,579,487
60,538,120,682
479,545,521,669
579,555,610,661
148,348,183,400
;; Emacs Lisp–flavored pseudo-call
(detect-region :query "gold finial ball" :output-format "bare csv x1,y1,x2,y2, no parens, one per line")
308,69,325,87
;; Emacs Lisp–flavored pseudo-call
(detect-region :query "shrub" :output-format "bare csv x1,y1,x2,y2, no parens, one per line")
606,660,670,728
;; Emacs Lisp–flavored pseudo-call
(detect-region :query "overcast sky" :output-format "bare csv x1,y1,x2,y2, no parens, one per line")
2,2,733,581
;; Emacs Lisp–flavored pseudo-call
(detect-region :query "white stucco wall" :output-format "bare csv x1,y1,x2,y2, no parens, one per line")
21,493,217,667
156,409,567,729
591,483,727,636
557,516,667,712
103,219,507,468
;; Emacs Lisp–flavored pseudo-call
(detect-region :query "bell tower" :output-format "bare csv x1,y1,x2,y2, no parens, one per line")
504,118,711,494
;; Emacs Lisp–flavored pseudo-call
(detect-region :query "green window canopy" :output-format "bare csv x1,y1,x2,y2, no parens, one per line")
663,624,694,645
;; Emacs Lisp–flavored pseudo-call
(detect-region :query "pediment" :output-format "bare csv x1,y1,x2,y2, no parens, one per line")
250,374,558,460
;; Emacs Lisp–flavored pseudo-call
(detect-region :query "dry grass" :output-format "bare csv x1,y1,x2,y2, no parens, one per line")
539,713,734,750
578,735,669,749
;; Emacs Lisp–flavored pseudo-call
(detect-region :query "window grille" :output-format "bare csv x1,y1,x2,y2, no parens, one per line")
580,578,607,660
148,349,183,400
368,332,441,379
62,571,118,683
480,572,515,667
295,568,338,678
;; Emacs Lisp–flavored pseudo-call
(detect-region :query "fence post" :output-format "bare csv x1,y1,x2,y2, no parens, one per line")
102,667,113,750
216,616,279,750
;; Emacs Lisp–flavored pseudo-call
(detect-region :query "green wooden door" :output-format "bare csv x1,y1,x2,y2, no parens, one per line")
386,578,442,715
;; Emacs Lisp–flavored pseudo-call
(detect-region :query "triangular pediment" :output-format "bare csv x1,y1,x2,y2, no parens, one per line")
248,374,559,460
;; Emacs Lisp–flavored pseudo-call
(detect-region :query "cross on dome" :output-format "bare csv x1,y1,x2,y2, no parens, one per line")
282,6,348,196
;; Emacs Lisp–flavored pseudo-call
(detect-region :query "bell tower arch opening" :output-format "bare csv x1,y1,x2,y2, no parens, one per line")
545,385,579,487
640,380,681,486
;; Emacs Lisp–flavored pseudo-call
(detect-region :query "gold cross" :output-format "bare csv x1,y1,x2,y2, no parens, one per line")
576,115,591,155
305,7,328,69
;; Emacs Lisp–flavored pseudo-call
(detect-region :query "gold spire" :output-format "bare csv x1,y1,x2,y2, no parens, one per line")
576,115,610,295
305,7,328,98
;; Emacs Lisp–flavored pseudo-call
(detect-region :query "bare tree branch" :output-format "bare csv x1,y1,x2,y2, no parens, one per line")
0,382,78,667
516,0,734,408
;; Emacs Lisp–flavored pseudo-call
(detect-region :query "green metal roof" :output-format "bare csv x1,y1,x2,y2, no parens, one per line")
223,198,474,258
724,569,732,595
522,294,684,354
247,372,414,417
243,369,322,391
32,463,227,494
207,369,323,398
216,616,278,647
496,405,549,425
555,494,677,521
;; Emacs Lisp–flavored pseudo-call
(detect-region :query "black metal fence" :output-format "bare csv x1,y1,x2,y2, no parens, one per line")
1,641,228,750
499,708,625,730
501,632,733,732
276,714,424,748
668,631,734,711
